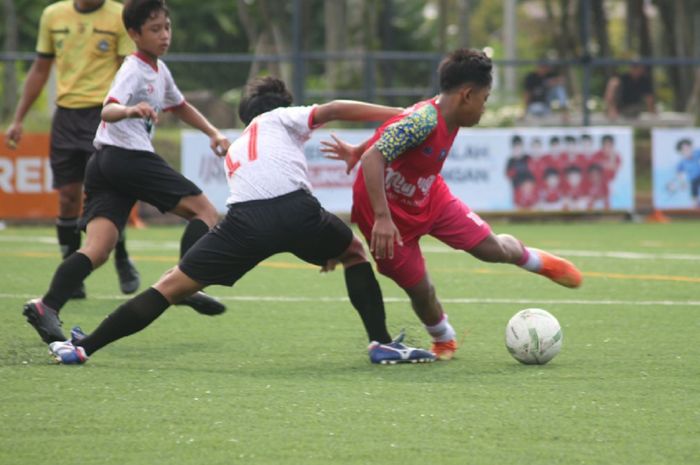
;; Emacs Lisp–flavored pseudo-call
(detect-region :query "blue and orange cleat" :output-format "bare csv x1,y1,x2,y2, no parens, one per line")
48,340,88,365
368,332,435,365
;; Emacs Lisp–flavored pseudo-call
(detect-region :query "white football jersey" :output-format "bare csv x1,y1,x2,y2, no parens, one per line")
224,105,321,205
94,52,184,152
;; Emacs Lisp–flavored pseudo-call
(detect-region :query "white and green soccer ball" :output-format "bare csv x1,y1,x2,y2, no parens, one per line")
505,308,563,365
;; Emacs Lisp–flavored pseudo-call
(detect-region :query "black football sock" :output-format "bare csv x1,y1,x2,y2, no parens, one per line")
114,230,129,261
180,218,209,258
77,287,170,356
42,252,93,312
56,217,81,259
344,262,392,344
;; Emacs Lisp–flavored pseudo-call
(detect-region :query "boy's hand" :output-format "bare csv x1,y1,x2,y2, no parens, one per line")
126,102,159,123
320,258,339,273
5,122,22,148
371,215,403,260
321,134,362,174
210,132,230,157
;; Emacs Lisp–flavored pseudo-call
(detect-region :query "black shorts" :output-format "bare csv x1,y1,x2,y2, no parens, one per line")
691,176,700,198
50,106,101,188
179,189,353,286
80,145,202,231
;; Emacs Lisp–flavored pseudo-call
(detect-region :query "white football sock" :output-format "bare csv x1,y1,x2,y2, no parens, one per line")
425,314,456,342
518,246,542,272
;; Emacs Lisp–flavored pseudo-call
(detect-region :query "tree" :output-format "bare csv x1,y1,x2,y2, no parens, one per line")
2,0,18,120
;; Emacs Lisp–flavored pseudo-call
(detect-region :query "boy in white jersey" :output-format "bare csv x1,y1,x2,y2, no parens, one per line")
23,0,229,346
49,77,435,365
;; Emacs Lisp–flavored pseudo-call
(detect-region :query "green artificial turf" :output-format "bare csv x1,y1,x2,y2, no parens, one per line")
1,222,699,465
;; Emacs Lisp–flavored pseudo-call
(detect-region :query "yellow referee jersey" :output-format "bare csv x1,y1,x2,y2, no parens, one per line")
36,0,134,109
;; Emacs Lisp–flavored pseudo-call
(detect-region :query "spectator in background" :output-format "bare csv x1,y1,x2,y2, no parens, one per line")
523,61,569,119
604,62,656,120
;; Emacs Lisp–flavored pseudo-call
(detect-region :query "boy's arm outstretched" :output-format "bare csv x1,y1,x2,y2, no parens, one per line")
171,103,230,156
312,100,402,126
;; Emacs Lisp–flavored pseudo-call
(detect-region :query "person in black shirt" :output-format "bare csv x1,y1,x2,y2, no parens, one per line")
523,62,568,118
604,63,656,119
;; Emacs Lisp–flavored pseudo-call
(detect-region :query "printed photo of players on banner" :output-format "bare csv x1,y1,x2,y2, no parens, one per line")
435,127,634,212
652,129,700,210
182,127,634,214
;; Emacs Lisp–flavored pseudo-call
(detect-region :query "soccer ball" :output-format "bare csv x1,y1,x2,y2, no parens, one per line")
505,308,563,365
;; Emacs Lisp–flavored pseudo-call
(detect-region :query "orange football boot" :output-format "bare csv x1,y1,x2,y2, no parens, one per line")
431,339,458,361
532,249,582,288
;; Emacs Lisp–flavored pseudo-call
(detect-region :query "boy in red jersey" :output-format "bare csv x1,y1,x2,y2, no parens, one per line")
323,49,582,360
590,135,621,184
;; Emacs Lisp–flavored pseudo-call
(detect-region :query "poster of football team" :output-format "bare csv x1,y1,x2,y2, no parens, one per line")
183,127,635,214
651,129,700,210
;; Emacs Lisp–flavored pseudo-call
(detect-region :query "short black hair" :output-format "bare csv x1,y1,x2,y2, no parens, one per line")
123,0,169,32
544,167,559,178
514,172,535,188
238,76,293,125
512,135,523,146
438,49,492,92
549,136,560,145
588,163,603,173
676,138,692,152
602,134,615,144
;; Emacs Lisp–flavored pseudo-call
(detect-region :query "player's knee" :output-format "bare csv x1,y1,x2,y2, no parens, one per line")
80,247,110,268
197,201,219,227
339,236,368,267
57,191,81,216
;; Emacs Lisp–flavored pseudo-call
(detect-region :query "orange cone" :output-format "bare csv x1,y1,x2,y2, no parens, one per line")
646,210,670,223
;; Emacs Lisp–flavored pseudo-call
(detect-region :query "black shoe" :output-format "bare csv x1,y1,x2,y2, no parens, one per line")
70,283,86,300
22,299,66,344
178,291,226,316
116,258,140,294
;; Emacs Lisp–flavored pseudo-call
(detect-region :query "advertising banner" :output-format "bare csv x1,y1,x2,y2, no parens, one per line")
651,129,700,210
0,134,58,219
182,127,634,214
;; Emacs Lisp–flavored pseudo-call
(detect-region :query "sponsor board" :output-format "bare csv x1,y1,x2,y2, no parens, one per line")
0,134,58,219
182,127,634,214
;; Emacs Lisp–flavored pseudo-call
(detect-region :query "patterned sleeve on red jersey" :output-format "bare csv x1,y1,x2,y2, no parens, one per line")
374,103,438,162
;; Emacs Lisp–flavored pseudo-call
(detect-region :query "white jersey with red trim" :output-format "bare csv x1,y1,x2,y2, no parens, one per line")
94,52,185,152
224,105,320,205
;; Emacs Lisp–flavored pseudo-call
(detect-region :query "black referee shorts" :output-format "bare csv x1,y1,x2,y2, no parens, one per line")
80,145,202,231
49,106,101,188
179,189,353,286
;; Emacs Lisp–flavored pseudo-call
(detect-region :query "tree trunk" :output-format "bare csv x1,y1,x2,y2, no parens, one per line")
438,0,448,53
457,0,470,48
378,0,395,103
657,0,684,111
591,0,612,81
324,0,346,94
2,0,18,120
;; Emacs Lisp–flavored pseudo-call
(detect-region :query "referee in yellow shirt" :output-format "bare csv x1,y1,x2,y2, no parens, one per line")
5,0,139,297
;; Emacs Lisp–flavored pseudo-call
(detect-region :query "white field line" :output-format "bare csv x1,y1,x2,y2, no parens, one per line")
1,293,699,307
2,235,699,261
